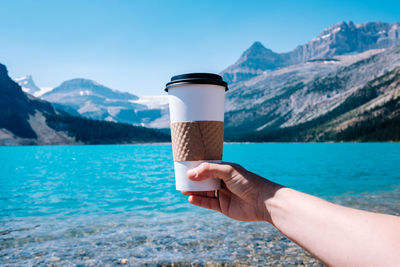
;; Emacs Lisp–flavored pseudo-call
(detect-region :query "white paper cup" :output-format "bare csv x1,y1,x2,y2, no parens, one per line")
165,73,228,191
173,161,221,191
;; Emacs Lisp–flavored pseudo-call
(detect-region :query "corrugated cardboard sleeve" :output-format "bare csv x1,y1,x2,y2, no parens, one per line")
170,121,224,161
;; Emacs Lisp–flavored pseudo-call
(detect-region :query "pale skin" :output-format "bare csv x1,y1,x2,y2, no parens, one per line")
182,162,400,267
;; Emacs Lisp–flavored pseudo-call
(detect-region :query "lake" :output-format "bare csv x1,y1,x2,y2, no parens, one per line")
1,143,400,266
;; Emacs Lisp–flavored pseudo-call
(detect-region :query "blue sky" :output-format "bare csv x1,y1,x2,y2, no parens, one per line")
1,0,399,95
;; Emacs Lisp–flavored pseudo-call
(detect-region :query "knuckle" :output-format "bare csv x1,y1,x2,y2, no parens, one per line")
198,162,212,174
202,162,212,171
223,165,235,177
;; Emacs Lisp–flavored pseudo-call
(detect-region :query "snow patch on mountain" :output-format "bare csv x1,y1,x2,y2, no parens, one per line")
78,101,101,113
130,95,169,110
36,87,53,97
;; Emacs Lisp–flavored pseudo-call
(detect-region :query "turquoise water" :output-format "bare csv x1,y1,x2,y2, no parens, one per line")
1,143,400,266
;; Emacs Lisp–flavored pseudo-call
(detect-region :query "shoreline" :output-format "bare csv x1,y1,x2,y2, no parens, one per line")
1,141,399,147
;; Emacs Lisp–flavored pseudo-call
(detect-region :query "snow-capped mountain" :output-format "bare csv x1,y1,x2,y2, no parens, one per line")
14,75,53,97
222,21,400,84
41,78,169,128
222,24,400,142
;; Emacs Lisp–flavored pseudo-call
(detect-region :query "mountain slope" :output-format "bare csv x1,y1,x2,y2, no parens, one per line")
315,67,400,141
222,21,400,84
45,113,169,145
0,65,54,140
225,65,400,142
0,64,170,145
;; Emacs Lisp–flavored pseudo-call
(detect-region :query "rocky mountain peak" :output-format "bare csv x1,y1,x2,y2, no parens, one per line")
317,21,355,38
247,41,268,53
309,21,400,57
237,41,282,69
222,41,283,83
14,75,41,95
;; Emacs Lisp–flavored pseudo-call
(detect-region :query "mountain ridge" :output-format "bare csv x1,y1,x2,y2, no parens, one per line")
44,78,139,100
222,21,400,84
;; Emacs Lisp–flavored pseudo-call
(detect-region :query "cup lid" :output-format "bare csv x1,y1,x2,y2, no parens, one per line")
165,73,228,92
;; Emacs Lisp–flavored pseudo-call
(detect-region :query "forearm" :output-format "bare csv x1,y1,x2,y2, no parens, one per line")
264,186,400,266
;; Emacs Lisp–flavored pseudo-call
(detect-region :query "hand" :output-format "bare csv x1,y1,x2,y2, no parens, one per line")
182,162,281,222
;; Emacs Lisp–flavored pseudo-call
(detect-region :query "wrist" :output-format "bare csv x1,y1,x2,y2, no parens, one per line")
258,180,285,223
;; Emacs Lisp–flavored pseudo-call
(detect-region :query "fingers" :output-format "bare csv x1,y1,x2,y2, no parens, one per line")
188,195,221,212
187,162,235,182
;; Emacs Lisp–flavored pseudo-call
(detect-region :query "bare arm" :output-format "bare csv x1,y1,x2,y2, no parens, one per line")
267,187,400,266
182,162,400,267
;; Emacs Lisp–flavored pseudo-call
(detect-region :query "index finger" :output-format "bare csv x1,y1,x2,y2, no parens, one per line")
187,162,234,182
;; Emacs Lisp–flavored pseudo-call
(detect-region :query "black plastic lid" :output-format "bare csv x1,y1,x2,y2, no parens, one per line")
165,73,228,92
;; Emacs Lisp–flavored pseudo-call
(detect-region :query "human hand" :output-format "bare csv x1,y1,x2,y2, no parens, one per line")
182,162,281,222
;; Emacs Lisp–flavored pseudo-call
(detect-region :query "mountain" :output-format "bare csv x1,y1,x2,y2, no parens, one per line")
0,63,170,145
222,21,400,84
14,75,53,97
41,78,169,128
227,65,400,142
223,43,400,142
221,21,400,142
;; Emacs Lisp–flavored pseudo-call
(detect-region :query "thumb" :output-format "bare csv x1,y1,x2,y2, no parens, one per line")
187,162,234,182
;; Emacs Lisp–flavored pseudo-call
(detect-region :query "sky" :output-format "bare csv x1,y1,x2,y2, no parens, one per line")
1,0,399,96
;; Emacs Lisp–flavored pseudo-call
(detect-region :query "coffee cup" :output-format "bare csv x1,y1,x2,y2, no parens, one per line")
165,73,228,191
